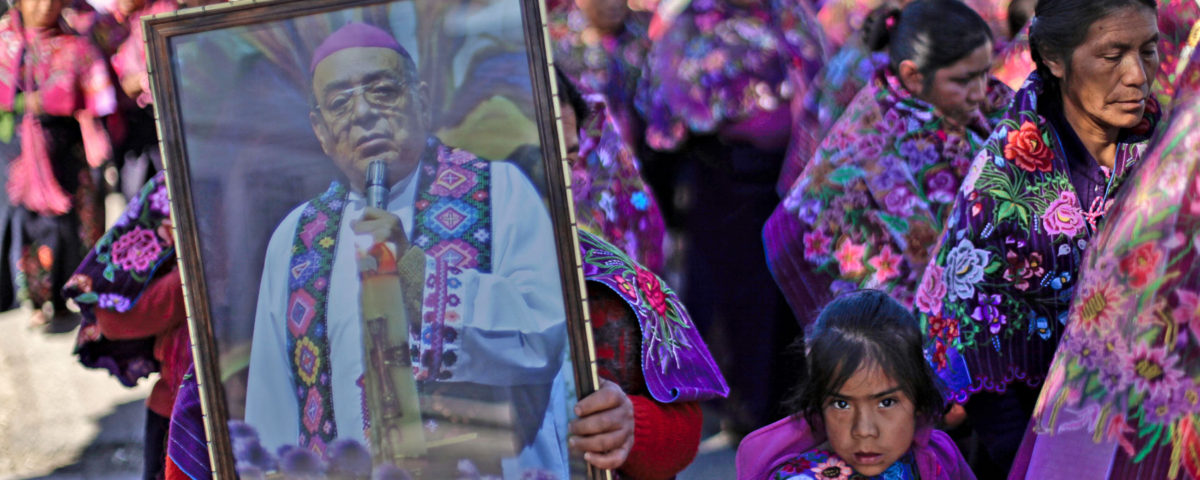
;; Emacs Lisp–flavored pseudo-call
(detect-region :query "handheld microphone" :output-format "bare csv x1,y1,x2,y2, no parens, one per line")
366,160,387,209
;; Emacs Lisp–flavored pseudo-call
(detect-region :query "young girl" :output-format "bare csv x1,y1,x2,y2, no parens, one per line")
736,290,974,480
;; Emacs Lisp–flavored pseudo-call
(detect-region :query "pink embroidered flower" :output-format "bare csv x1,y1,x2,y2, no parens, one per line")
1127,343,1184,402
637,267,668,316
834,239,866,277
1042,191,1086,237
803,229,832,259
915,265,946,315
111,226,162,272
1072,277,1127,334
1173,290,1200,343
811,457,851,480
867,245,903,285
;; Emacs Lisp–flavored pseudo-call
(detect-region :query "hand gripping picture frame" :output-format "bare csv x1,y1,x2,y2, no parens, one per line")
142,0,608,477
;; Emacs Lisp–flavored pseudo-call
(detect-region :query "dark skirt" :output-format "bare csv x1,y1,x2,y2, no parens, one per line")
10,115,104,312
677,134,801,433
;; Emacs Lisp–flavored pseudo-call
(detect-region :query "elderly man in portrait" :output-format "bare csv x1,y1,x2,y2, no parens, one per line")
244,22,569,477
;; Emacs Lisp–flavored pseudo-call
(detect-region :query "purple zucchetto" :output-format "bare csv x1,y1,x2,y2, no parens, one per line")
309,22,413,74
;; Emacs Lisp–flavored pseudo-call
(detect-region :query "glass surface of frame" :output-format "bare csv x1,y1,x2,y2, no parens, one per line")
144,0,598,478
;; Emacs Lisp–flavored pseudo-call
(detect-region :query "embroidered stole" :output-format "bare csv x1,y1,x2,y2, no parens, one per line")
286,144,492,454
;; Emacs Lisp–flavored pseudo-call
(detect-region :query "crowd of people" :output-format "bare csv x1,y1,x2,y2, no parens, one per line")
4,0,1198,478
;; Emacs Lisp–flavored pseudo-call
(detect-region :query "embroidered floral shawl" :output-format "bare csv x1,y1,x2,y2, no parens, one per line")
572,95,666,272
1028,49,1200,480
765,68,1012,324
770,450,919,480
579,231,728,403
548,7,651,147
0,10,115,215
1154,0,1200,110
915,72,1161,403
634,0,827,151
64,171,174,387
737,415,975,480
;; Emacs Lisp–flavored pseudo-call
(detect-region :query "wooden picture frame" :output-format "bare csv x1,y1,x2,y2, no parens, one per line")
144,0,602,477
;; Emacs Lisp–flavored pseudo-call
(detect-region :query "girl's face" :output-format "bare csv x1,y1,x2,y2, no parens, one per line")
822,364,916,477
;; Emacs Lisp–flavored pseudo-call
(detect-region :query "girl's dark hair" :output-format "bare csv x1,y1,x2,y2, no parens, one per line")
1029,0,1156,97
863,0,993,92
554,69,590,120
789,290,945,430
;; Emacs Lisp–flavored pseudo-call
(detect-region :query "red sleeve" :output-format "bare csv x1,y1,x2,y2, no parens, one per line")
619,397,703,480
95,267,185,340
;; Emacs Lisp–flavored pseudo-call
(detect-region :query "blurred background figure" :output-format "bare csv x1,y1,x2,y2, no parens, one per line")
0,0,115,326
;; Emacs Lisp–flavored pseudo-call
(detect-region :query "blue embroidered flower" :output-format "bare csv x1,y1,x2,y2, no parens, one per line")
945,239,990,301
630,191,649,211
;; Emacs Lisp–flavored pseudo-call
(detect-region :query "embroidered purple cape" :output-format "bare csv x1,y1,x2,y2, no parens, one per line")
162,231,729,480
914,72,1161,403
633,0,827,151
765,68,1012,325
572,95,666,273
63,171,174,386
1018,48,1200,480
735,415,975,480
578,230,727,403
548,7,652,148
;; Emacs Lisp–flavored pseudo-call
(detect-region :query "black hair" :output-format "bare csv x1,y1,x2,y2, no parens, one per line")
788,290,945,431
863,0,993,93
554,68,590,121
1006,0,1036,41
1029,0,1156,98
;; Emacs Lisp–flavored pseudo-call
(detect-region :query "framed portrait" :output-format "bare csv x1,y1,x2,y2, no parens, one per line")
144,0,602,478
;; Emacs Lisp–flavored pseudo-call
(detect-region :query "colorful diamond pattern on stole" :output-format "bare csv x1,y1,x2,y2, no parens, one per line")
284,141,493,447
286,182,347,455
411,143,492,380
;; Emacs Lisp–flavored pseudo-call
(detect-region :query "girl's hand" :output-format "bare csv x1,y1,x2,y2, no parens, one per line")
568,378,635,470
943,403,967,429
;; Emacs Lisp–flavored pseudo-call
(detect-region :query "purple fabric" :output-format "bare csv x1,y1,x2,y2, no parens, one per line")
914,72,1161,403
578,230,728,403
64,171,174,386
1018,48,1200,480
634,0,827,151
765,69,1011,329
736,415,975,480
308,22,410,73
167,366,211,480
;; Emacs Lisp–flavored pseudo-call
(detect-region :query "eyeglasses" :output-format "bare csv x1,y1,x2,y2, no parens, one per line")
318,76,411,120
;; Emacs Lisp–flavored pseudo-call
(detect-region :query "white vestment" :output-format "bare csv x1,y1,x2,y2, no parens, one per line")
245,161,570,478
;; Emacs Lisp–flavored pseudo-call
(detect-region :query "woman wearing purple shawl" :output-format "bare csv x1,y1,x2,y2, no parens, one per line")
764,0,1013,328
913,0,1162,472
634,0,828,435
548,0,652,150
1009,43,1200,480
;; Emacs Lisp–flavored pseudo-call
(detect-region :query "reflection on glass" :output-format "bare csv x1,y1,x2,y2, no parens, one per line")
165,1,579,478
